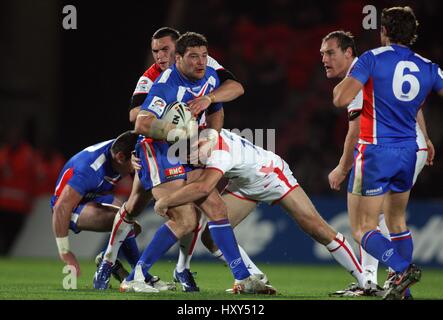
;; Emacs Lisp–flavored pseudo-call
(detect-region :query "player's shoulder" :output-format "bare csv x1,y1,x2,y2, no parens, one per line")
143,63,162,81
207,55,224,70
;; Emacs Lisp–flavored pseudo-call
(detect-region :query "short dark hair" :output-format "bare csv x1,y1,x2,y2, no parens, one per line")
152,27,180,41
381,6,418,46
322,30,358,57
176,32,208,56
111,131,139,159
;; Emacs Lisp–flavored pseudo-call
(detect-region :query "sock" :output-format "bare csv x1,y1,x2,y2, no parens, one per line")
120,229,140,268
360,225,381,286
212,249,226,262
390,230,413,296
378,214,390,237
238,245,264,276
326,232,366,288
176,221,204,273
208,219,250,281
361,230,409,273
126,223,178,281
103,205,133,264
360,247,379,286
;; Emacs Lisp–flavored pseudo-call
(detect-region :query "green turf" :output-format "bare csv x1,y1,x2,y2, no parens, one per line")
0,258,442,300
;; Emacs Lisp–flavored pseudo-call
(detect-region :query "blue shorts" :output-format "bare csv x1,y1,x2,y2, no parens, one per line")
348,143,417,196
50,194,114,234
136,138,193,191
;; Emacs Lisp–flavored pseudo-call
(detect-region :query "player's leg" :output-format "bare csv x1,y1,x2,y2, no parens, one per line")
195,190,275,294
200,193,267,280
125,179,198,292
174,168,205,280
94,175,152,289
279,186,367,289
382,190,416,299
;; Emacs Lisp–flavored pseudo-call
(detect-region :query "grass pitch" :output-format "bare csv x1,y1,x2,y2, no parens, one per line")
0,258,442,300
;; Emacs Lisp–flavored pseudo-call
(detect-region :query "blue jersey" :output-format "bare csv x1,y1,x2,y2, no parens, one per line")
51,140,120,207
350,44,443,147
141,63,223,121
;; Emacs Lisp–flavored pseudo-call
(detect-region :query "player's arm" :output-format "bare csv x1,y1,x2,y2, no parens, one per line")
205,108,224,133
154,169,223,216
333,76,363,108
188,68,244,116
52,185,82,275
417,108,435,165
328,117,360,190
129,106,142,123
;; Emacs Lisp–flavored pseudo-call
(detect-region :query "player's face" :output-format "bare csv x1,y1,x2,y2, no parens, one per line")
151,36,176,71
176,46,208,81
320,38,349,79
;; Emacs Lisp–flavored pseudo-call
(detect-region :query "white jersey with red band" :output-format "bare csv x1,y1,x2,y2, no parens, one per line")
205,129,298,204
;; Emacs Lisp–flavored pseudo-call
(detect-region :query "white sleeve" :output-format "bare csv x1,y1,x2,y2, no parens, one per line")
205,149,233,174
347,90,363,113
207,55,224,71
133,76,154,95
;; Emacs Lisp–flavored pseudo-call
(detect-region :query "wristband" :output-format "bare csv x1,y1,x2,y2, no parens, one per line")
56,237,70,255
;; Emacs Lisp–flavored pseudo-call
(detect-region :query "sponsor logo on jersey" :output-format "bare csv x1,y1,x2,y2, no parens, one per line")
165,166,185,178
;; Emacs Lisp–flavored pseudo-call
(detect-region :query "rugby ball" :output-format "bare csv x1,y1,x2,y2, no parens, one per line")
161,101,192,127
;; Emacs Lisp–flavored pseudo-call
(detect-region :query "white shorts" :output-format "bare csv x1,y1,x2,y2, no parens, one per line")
413,148,427,185
225,159,299,205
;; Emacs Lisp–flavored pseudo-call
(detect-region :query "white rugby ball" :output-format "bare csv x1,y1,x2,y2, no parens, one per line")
161,101,192,127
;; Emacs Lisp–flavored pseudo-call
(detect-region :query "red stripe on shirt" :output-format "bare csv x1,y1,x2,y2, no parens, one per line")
360,77,375,143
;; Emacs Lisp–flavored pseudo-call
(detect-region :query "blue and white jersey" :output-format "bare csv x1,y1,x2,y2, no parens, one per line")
51,140,120,207
349,44,443,147
141,63,223,124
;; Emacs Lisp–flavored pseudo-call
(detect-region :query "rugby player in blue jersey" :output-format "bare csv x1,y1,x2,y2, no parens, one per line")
333,6,443,300
51,131,140,280
95,32,273,294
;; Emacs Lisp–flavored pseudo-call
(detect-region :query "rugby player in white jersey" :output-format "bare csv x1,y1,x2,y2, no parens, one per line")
154,128,369,292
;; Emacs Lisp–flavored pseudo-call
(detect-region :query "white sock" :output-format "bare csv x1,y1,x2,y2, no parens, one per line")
176,232,194,273
212,249,226,262
238,245,263,275
176,216,207,272
326,232,365,288
103,204,133,265
360,246,379,286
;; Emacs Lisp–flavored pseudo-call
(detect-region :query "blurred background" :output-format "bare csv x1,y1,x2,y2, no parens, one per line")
1,0,442,267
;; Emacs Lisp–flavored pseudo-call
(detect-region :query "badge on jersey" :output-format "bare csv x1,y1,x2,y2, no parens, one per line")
147,96,167,117
133,76,152,95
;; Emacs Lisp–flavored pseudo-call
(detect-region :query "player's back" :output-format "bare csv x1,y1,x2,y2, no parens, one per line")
53,140,119,198
351,44,442,146
209,129,280,187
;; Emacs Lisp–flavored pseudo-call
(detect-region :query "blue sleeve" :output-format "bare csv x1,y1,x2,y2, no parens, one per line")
68,166,100,196
349,51,374,85
432,64,443,92
140,84,169,119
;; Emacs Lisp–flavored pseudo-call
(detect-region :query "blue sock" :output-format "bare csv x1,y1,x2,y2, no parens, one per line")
126,224,177,281
391,230,413,296
121,231,140,268
361,230,409,273
208,219,250,281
